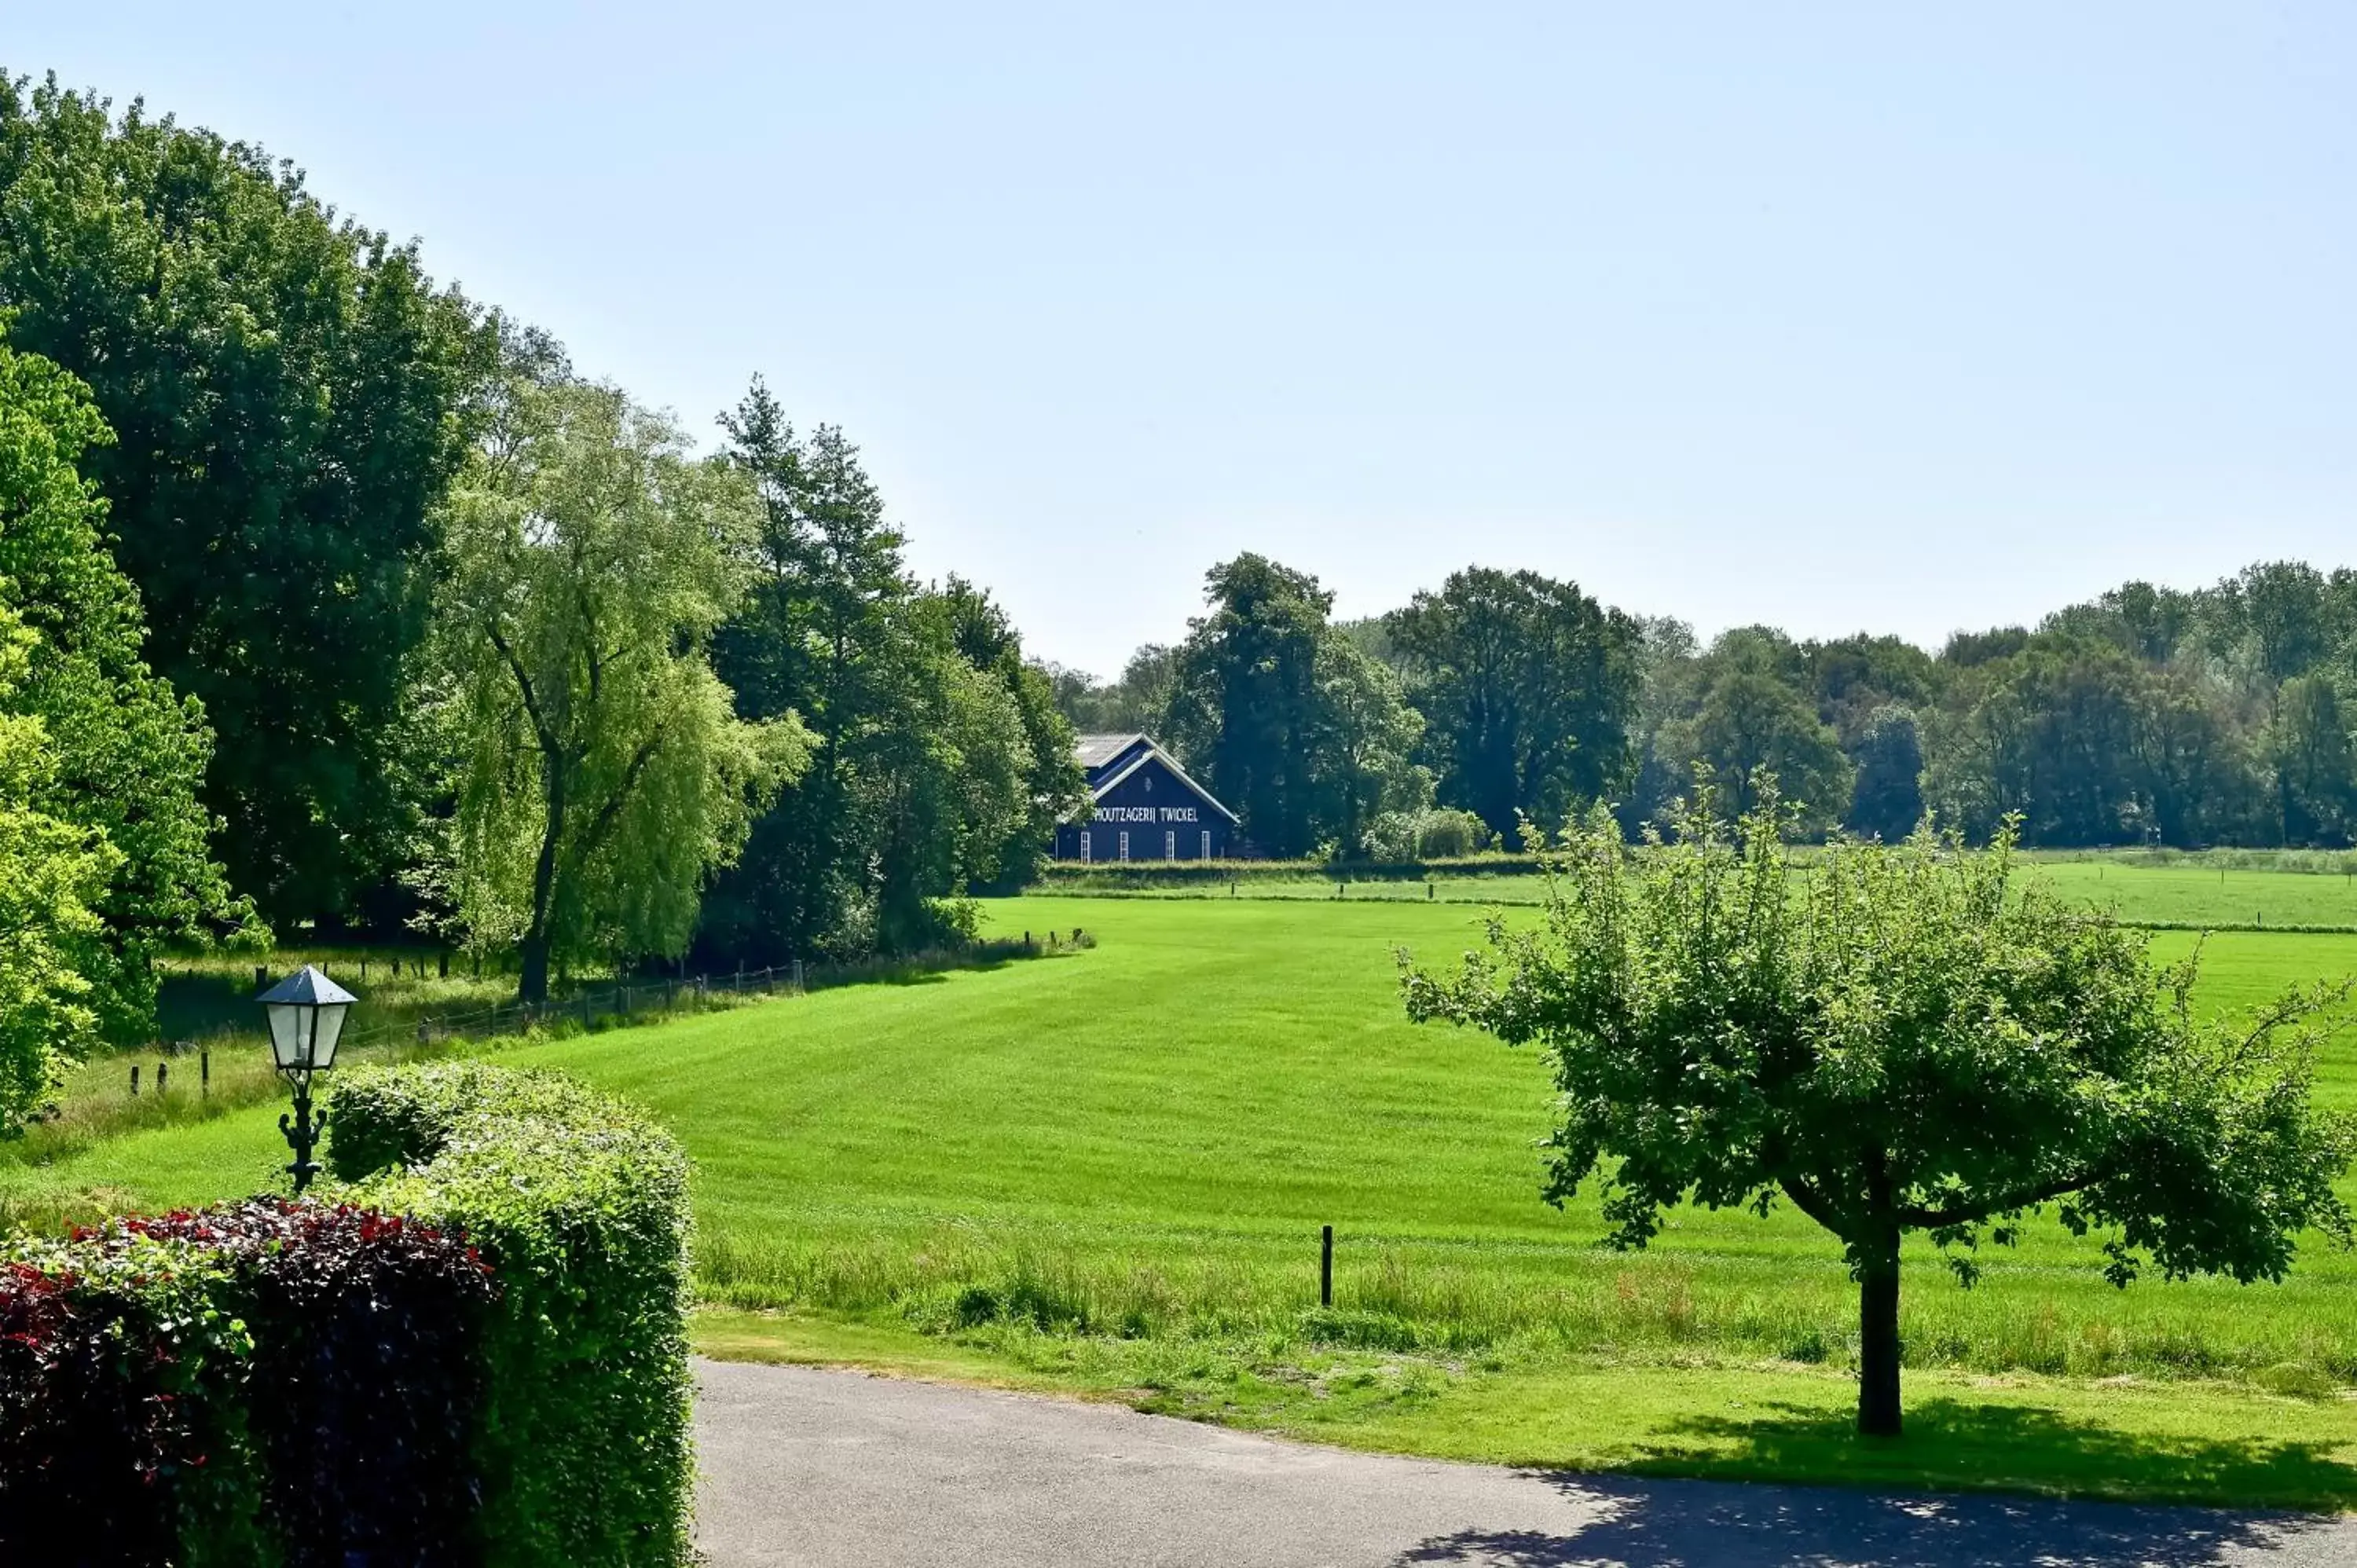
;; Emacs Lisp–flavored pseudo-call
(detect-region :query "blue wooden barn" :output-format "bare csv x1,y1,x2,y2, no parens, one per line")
1054,734,1240,862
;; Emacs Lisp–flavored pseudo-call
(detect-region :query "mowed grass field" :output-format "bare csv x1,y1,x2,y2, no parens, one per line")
11,875,2357,1504
1095,855,2357,931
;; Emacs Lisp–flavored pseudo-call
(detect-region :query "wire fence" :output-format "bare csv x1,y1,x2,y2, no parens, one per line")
356,961,811,1053
126,928,1095,1101
123,965,805,1101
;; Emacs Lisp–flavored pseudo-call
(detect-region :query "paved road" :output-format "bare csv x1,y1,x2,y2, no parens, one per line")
693,1359,2357,1567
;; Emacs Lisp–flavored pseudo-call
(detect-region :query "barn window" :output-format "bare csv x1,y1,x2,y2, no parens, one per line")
1201,830,1211,860
1119,831,1130,862
1164,830,1175,860
1080,831,1091,863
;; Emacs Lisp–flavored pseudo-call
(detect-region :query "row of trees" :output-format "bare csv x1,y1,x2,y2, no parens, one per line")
0,71,1079,1119
1056,557,2357,858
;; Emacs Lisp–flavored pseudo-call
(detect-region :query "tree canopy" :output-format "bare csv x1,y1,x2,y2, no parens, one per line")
0,597,116,1126
0,333,238,1039
698,380,1075,963
1385,567,1639,839
434,364,807,1002
1158,554,1425,858
1402,785,2357,1435
0,74,494,925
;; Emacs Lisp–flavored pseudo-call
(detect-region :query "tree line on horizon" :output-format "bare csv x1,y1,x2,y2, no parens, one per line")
1049,556,2357,860
0,72,1082,1123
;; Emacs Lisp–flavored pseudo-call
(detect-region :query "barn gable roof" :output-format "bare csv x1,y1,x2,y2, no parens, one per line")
1073,732,1148,771
1069,733,1240,824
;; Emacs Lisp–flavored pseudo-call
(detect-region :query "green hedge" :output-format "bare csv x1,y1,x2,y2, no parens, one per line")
1,1201,494,1564
0,1063,690,1566
328,1061,696,1568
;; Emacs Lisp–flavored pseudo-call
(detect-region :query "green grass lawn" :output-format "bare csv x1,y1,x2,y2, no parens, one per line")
1065,854,2357,931
11,895,2357,1505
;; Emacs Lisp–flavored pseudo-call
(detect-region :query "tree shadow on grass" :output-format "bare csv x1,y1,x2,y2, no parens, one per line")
1397,1399,2357,1566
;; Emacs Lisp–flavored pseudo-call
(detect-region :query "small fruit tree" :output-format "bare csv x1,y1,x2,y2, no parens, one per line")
1401,783,2356,1436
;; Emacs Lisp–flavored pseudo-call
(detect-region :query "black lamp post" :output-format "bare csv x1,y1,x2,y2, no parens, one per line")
256,964,356,1194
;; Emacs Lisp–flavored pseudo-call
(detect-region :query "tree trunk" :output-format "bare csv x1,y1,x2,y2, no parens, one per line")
519,933,551,1007
520,749,566,1006
1857,1230,1903,1437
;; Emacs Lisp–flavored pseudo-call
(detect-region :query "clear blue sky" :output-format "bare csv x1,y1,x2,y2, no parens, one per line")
14,3,2357,676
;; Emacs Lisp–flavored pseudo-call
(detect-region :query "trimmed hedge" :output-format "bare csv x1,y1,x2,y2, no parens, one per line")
0,1061,692,1567
0,1203,489,1565
330,1062,696,1568
131,1202,496,1564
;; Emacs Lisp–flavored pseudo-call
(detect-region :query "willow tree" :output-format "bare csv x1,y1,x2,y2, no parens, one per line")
438,366,808,1002
1402,784,2355,1437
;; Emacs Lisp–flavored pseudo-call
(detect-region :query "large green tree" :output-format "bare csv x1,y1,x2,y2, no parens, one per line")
0,333,239,1038
1666,665,1853,831
2270,674,2356,847
1164,555,1333,857
1309,634,1427,859
937,577,1087,888
0,601,117,1130
1404,786,2356,1437
704,389,906,960
1385,568,1640,840
0,75,495,924
865,588,1054,944
702,382,1055,960
1844,704,1924,842
436,368,804,1002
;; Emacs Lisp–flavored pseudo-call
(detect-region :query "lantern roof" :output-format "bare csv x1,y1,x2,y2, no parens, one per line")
255,964,357,1006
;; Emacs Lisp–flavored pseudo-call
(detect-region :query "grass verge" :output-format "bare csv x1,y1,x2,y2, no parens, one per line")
692,1307,2357,1511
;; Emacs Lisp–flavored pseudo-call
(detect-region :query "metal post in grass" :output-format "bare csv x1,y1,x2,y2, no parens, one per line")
257,965,355,1196
156,1061,167,1094
1321,1225,1333,1308
130,1063,139,1097
200,1048,210,1097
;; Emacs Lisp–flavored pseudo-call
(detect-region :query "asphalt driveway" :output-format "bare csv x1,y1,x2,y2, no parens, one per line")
693,1359,2357,1566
